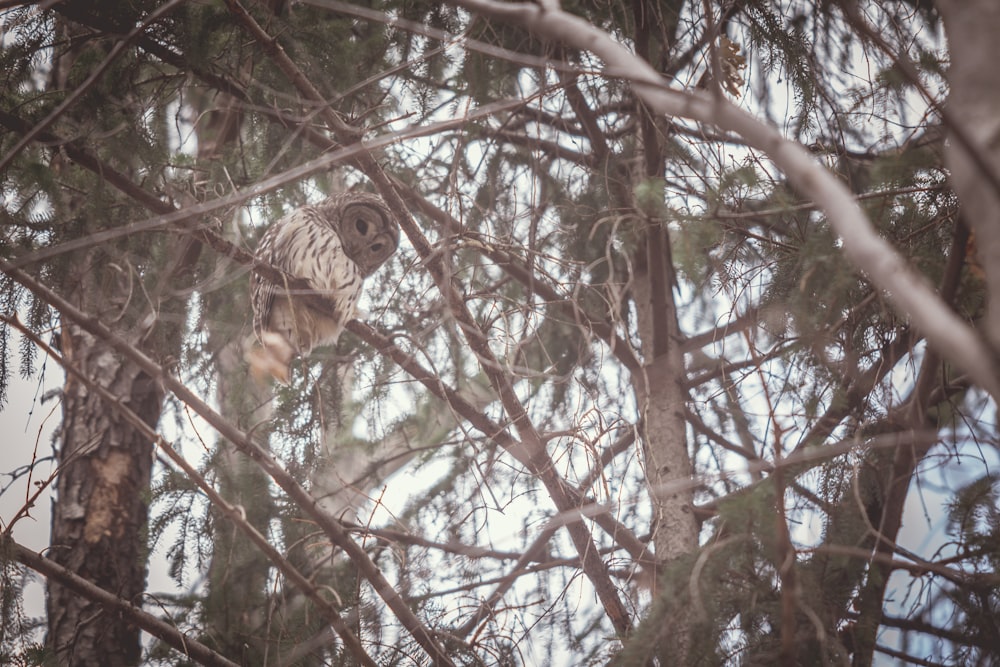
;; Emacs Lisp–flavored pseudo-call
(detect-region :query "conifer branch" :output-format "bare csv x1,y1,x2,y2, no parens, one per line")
5,537,241,667
0,313,380,667
0,261,458,667
450,0,1000,399
0,0,187,174
223,0,636,636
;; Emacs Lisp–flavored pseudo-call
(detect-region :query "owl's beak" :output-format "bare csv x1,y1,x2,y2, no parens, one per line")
360,232,399,277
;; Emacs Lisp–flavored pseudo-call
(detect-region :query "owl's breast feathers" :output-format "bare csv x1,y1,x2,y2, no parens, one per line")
251,205,362,350
248,193,398,383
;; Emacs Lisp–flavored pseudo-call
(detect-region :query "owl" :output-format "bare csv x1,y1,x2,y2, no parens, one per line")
247,191,400,383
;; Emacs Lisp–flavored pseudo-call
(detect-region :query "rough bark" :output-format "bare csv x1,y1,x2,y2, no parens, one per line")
629,7,700,660
11,538,239,667
47,289,160,666
633,250,698,561
632,224,700,661
41,14,165,665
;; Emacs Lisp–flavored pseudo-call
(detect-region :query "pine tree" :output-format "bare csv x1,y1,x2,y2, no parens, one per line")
2,1,999,666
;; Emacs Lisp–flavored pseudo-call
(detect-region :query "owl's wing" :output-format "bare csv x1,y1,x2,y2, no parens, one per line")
251,224,280,342
251,207,316,341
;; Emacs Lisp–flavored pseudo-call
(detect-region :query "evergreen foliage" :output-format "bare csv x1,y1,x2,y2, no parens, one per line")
1,0,998,665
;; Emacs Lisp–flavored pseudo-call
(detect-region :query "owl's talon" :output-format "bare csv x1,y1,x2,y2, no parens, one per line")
246,332,295,385
246,346,289,385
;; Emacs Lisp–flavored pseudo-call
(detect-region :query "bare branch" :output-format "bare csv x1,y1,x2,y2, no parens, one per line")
0,314,379,667
221,0,637,633
449,0,1000,398
6,538,241,667
0,261,457,667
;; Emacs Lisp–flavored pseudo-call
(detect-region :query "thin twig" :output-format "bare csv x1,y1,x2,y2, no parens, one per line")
0,261,457,667
6,538,241,667
450,0,1000,398
1,313,379,667
223,0,637,636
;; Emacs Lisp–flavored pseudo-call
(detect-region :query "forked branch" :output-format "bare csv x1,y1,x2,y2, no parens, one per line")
450,0,1000,399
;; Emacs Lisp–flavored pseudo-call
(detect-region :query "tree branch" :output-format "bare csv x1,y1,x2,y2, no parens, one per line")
0,262,457,667
0,314,380,667
222,0,636,635
449,0,1000,399
5,538,241,667
0,0,187,173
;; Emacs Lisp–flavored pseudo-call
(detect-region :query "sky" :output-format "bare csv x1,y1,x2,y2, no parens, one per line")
1,356,60,624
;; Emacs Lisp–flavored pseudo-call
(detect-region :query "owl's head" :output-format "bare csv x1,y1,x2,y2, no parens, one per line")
322,192,400,277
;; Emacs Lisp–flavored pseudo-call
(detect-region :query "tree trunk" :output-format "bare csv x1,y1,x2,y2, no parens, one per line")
47,284,160,666
629,4,700,656
632,221,700,661
192,79,280,662
41,13,167,664
204,337,274,663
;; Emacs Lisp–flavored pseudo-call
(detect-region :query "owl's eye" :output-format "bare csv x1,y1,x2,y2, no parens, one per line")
370,242,385,254
355,217,369,236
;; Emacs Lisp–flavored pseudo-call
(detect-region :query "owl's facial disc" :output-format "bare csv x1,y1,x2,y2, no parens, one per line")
340,203,399,276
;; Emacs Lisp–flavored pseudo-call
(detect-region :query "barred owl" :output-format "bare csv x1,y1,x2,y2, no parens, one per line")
247,191,400,383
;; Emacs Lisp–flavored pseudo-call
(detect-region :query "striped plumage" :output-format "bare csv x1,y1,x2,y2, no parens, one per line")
248,192,399,383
